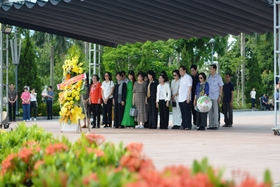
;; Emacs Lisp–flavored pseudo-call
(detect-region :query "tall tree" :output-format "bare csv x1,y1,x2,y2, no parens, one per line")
18,31,42,101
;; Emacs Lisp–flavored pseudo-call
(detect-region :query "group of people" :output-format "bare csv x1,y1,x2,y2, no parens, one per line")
82,64,234,130
7,84,54,122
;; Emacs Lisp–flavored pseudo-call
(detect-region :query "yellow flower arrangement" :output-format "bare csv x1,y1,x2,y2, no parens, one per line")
59,54,85,125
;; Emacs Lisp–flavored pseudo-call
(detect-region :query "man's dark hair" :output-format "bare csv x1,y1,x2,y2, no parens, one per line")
190,64,197,70
48,86,52,89
210,64,217,70
121,70,126,76
116,72,123,77
225,73,231,77
179,65,187,71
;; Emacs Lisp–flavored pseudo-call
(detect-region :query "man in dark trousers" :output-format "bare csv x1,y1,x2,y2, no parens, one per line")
222,73,234,127
8,84,18,122
190,64,199,127
45,86,54,120
113,72,127,128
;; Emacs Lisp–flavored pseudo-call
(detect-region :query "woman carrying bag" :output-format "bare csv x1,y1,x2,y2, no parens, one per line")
193,72,209,131
122,71,136,128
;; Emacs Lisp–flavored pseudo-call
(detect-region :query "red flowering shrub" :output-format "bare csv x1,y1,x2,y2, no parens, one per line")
0,125,273,187
85,133,105,145
45,143,68,155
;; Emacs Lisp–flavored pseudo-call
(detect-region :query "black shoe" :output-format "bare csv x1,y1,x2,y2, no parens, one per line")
207,127,213,130
197,127,205,131
212,127,218,130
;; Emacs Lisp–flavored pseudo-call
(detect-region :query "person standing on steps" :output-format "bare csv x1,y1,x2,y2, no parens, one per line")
193,72,209,131
30,88,37,121
113,72,127,128
101,72,114,128
250,88,256,110
8,84,18,122
89,75,102,128
121,70,136,128
178,66,193,130
207,64,224,130
171,70,181,129
146,70,159,129
222,73,234,127
44,86,54,120
190,64,199,128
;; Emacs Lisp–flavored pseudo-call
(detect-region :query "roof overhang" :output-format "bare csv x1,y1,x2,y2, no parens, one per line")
0,0,273,47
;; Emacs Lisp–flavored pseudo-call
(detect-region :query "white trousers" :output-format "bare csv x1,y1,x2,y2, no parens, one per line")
172,101,182,126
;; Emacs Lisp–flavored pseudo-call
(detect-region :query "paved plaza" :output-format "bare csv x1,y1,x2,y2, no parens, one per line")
8,110,280,185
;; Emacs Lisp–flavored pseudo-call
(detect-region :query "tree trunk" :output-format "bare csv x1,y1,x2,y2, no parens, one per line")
240,33,245,107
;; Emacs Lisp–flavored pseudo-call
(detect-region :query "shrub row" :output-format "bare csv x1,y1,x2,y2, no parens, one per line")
0,124,272,187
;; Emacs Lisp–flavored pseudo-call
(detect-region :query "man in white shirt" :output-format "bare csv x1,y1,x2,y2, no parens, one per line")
207,64,224,130
178,66,192,130
250,88,256,109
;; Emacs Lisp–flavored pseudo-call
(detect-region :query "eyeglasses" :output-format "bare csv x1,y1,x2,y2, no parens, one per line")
173,74,177,76
105,75,109,77
199,77,203,79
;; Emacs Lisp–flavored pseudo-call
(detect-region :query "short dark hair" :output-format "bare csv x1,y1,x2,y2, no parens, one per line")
48,86,52,89
172,70,180,78
92,74,100,81
190,64,197,70
116,72,123,77
137,71,145,80
225,73,231,77
199,72,207,81
210,64,217,70
121,70,126,76
147,70,156,79
103,71,112,81
179,65,187,71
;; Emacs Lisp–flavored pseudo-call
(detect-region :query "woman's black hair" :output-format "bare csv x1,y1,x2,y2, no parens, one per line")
137,71,145,80
159,73,168,83
103,71,112,81
172,70,180,78
147,70,156,80
199,72,207,81
160,71,169,82
92,74,100,81
128,70,136,83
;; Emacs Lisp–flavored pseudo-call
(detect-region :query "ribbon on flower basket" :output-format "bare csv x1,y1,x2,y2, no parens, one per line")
57,73,87,90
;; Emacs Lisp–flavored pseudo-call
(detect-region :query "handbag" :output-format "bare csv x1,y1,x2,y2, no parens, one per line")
130,106,138,117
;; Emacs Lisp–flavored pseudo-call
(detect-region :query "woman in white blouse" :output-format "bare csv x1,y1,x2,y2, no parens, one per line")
101,72,114,128
30,88,37,121
171,70,181,129
156,73,171,129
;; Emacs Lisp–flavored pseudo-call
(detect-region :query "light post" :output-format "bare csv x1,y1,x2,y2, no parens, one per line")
0,24,12,122
209,38,215,64
10,27,21,115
